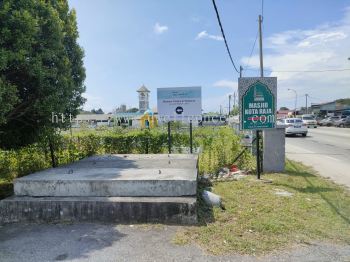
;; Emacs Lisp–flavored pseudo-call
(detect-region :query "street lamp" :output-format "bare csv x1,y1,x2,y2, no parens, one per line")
288,88,297,117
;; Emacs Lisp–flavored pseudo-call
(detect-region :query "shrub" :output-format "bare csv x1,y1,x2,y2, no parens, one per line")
0,126,254,199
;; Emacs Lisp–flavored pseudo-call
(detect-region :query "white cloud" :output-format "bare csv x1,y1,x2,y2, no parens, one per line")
153,23,168,34
196,30,223,41
213,80,237,89
241,6,350,109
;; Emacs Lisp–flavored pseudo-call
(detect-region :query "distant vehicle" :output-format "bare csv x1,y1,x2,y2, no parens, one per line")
199,115,227,126
342,110,350,117
301,114,317,128
334,116,350,128
315,116,324,125
281,118,308,137
319,116,342,126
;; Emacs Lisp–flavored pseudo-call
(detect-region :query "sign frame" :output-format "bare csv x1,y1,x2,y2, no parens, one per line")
238,77,277,130
157,86,202,122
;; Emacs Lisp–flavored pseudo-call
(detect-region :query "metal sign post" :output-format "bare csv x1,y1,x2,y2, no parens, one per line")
167,121,171,154
189,120,193,154
237,14,278,179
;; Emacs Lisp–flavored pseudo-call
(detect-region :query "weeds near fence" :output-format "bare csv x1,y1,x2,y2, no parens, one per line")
0,126,254,199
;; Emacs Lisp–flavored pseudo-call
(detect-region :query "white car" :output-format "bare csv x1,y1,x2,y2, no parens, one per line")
301,114,317,128
281,118,308,137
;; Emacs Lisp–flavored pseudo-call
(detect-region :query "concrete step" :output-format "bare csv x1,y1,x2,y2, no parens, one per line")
3,154,198,224
0,196,197,225
14,168,197,197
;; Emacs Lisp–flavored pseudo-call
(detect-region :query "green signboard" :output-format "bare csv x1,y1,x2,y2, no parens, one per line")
239,78,277,130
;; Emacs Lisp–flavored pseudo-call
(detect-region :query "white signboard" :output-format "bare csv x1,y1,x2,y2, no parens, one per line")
157,86,202,121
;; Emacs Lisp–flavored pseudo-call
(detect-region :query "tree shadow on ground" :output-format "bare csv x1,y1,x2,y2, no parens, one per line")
276,160,350,225
0,223,126,261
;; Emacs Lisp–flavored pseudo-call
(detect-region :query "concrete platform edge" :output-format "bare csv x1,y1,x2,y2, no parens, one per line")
0,196,197,225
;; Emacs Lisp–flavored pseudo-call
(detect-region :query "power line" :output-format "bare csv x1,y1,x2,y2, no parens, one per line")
211,0,240,74
244,30,259,74
244,68,350,73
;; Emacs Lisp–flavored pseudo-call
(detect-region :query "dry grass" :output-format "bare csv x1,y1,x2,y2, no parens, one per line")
173,160,350,255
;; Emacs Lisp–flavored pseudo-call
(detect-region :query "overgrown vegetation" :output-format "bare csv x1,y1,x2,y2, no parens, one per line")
174,160,350,255
195,127,254,174
0,126,254,199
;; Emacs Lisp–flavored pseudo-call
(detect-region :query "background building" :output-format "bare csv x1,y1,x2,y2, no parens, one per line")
115,104,127,113
137,85,150,113
311,99,350,116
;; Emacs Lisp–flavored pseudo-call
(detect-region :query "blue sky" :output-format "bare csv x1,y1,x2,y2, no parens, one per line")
68,0,350,113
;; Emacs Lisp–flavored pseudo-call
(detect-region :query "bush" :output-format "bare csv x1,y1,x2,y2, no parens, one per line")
0,126,254,199
195,127,254,175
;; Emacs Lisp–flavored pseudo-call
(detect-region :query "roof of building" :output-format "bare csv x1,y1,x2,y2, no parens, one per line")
143,109,154,115
114,112,143,118
75,114,113,121
277,110,290,114
137,85,150,93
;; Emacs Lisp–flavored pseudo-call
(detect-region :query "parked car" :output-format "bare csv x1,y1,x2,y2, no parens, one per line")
334,116,350,128
301,114,317,128
319,116,342,126
281,118,308,136
315,116,324,125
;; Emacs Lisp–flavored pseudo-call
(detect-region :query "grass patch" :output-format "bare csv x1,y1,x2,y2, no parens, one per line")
174,160,350,255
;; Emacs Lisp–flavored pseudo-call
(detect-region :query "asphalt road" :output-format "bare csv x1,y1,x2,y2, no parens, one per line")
0,223,349,262
286,126,350,188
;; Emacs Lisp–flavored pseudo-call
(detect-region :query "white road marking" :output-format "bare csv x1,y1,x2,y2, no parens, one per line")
325,156,340,161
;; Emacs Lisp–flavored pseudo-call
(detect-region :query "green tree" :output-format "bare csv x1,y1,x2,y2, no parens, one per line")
0,78,18,125
126,107,139,113
230,106,239,116
279,107,289,111
0,0,86,148
91,108,104,114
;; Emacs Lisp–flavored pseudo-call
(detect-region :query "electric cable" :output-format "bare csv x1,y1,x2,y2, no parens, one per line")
212,0,240,74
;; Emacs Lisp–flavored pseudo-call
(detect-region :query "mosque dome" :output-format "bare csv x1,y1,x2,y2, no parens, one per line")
143,109,153,116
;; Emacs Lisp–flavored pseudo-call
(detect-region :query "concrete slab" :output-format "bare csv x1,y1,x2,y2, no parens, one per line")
0,196,197,225
3,154,198,224
66,154,198,169
14,154,198,197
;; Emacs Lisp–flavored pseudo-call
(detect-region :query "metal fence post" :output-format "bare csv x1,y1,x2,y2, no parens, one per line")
190,120,193,154
256,130,261,179
168,121,171,154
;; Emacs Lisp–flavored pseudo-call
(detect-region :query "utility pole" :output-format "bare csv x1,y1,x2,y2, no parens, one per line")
305,94,308,114
228,95,231,116
256,14,264,179
259,15,264,78
233,92,236,109
288,89,297,117
220,105,222,115
240,65,243,78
